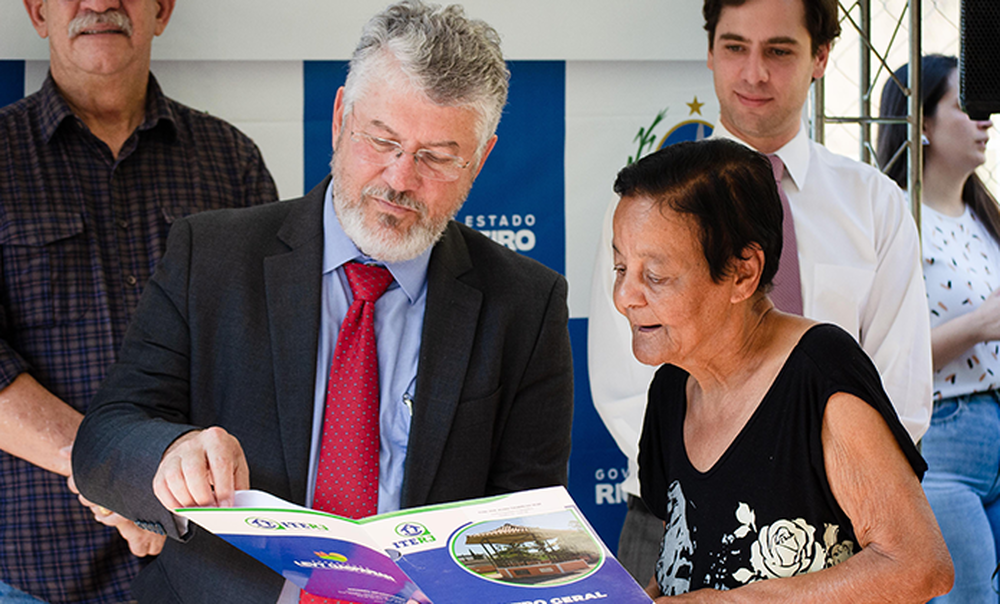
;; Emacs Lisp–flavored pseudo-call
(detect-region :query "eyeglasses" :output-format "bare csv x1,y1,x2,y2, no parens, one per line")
349,131,471,182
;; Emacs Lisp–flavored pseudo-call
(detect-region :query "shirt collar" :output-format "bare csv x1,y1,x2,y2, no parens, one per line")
322,179,431,303
36,74,76,144
139,74,177,139
38,71,177,144
711,119,811,192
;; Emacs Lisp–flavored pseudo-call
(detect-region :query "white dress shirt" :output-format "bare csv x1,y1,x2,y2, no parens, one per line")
588,121,933,498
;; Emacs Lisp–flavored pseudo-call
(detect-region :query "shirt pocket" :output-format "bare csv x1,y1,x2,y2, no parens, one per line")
0,212,93,328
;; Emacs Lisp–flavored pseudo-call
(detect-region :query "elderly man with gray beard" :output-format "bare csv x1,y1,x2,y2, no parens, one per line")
70,2,573,603
0,1,277,602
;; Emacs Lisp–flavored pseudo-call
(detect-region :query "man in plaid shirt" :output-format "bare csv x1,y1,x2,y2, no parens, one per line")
0,1,277,602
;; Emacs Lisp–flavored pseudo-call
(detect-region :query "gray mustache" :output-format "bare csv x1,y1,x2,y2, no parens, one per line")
363,185,425,214
68,10,134,39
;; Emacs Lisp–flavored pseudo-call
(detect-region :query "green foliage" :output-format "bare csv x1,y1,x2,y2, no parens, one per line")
628,108,669,165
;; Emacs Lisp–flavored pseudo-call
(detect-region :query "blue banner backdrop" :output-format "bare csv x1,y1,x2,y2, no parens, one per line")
568,318,629,547
303,60,565,275
0,61,24,109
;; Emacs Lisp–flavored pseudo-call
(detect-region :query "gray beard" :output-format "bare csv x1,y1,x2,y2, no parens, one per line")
331,179,459,264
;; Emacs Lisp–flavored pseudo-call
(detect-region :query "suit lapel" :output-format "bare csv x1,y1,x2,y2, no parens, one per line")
265,178,328,505
403,222,481,507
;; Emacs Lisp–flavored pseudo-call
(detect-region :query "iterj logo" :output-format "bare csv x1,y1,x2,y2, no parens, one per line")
246,517,282,530
244,517,330,532
392,522,436,549
395,522,428,538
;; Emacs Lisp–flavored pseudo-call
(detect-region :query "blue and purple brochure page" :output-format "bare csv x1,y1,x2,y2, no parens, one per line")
179,491,426,603
178,487,651,604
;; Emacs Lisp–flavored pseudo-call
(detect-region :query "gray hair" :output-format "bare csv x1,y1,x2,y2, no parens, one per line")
342,0,509,154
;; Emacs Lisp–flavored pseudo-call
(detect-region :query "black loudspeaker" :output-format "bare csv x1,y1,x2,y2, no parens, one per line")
961,0,1000,120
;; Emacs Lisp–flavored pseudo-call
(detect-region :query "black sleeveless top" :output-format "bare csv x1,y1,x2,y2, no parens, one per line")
638,324,925,595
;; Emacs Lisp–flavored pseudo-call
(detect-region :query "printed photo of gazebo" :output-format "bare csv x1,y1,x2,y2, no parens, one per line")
451,510,602,586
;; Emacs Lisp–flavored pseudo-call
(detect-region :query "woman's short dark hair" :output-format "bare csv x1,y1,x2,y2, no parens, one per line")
878,54,1000,245
614,139,783,291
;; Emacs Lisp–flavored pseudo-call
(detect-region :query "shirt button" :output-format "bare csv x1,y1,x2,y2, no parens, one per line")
117,219,129,229
125,275,138,286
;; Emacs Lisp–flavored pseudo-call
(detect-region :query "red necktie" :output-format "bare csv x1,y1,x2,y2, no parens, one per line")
768,155,803,315
301,262,392,604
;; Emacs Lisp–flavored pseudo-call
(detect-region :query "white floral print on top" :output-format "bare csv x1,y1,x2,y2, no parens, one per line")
731,503,854,584
655,481,695,595
921,204,1000,399
656,488,856,594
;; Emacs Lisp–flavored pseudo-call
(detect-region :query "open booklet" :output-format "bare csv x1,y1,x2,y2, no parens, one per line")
177,485,651,604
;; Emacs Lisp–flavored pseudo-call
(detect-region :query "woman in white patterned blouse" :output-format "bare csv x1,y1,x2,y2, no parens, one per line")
879,54,1000,604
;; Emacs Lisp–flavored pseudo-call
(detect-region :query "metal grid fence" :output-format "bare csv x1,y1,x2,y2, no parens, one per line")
820,0,999,196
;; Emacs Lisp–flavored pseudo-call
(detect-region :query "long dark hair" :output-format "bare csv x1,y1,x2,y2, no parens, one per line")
877,54,1000,244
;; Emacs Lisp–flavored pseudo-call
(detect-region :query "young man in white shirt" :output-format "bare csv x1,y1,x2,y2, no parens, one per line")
588,0,932,584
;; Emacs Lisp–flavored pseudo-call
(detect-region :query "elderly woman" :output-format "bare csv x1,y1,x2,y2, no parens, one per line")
612,139,952,602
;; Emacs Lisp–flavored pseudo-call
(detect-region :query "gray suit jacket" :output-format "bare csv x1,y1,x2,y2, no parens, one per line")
73,177,574,603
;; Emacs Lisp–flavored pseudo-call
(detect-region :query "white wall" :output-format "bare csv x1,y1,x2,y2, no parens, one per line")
1,1,706,61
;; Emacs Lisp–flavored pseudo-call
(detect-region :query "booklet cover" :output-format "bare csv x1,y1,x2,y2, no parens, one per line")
177,486,651,604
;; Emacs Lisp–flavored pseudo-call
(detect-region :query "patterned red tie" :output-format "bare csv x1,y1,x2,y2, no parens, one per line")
768,155,803,315
301,262,392,604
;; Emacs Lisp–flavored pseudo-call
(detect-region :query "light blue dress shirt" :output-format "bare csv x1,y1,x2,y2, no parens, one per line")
279,181,431,603
304,180,430,515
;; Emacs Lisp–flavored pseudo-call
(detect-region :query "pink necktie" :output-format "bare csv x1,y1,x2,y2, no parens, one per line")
768,155,803,315
302,262,392,604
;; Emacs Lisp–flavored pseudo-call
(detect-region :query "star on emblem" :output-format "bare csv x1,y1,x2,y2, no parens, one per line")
687,96,705,116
